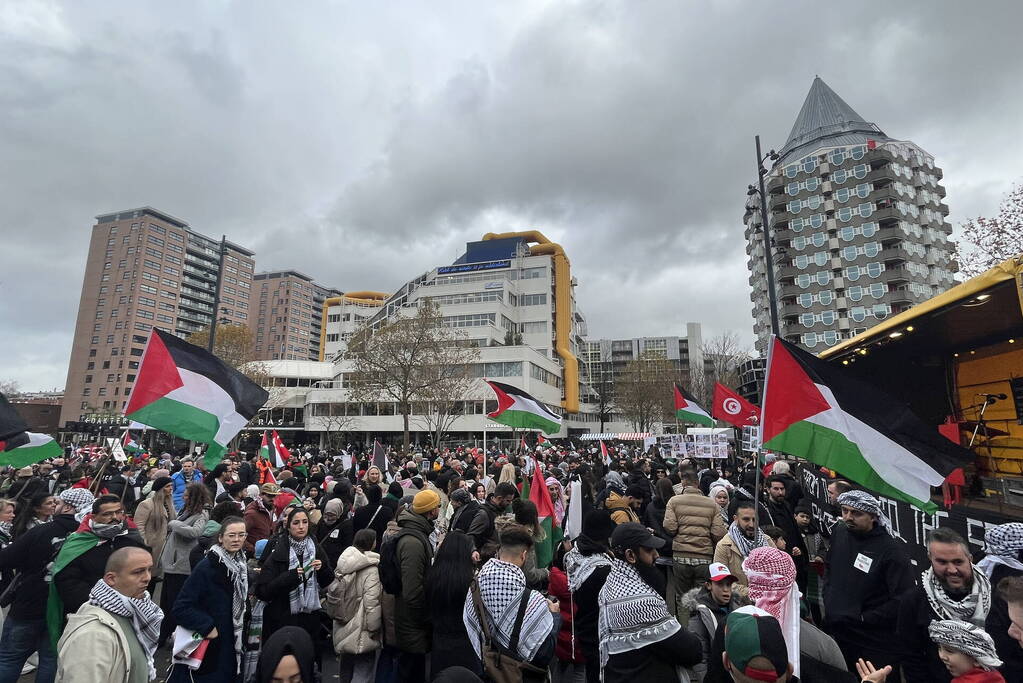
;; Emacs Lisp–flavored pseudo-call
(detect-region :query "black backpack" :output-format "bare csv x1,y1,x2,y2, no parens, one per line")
378,527,428,595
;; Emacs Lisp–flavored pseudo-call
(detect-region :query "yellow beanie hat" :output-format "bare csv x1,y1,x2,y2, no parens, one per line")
412,489,441,514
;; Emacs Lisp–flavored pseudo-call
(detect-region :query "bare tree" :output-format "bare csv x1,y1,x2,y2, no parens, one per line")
695,331,752,405
0,380,21,399
319,408,355,451
589,364,615,433
345,299,480,452
956,183,1023,278
413,355,480,447
614,352,678,433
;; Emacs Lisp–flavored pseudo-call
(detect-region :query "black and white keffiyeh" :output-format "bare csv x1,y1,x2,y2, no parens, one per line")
210,545,249,671
728,521,769,558
978,522,1023,577
597,558,681,668
922,565,991,626
564,547,612,592
836,490,894,535
928,619,1002,670
463,559,555,662
88,578,163,678
287,536,320,615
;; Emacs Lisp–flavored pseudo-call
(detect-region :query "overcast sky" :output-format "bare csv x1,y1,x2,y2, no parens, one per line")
3,0,1022,391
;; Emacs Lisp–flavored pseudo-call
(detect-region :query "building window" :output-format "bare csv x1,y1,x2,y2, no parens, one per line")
84,375,93,384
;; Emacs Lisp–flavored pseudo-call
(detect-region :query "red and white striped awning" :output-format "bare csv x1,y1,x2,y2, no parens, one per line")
579,432,651,441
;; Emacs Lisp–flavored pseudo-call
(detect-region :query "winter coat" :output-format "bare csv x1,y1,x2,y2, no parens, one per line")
548,567,583,663
951,670,1007,683
899,580,967,683
643,498,673,545
823,521,913,658
55,526,148,616
450,499,490,549
0,514,78,620
133,491,175,577
682,586,743,682
56,604,135,683
352,501,393,541
662,486,728,559
317,517,354,567
713,534,750,599
603,627,702,683
254,532,333,641
326,547,382,656
243,499,273,555
160,510,210,576
172,555,243,683
986,563,1023,681
393,508,435,654
189,520,221,570
571,558,612,666
171,470,203,511
605,491,640,526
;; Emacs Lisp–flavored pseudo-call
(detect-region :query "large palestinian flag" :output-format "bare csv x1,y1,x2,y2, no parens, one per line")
761,337,973,513
674,383,715,426
486,380,562,435
124,329,268,466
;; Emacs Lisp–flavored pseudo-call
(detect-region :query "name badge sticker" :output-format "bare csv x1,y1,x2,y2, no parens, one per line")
853,553,873,573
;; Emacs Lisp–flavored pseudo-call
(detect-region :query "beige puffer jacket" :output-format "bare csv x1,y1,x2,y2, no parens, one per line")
661,486,728,559
327,546,383,656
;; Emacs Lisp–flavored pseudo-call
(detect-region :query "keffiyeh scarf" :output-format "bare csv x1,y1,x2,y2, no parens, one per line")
287,536,320,615
564,547,612,592
545,477,566,527
837,490,894,535
922,565,991,626
463,559,554,662
728,521,769,558
597,559,681,669
977,522,1023,577
88,578,163,679
928,619,1003,670
744,547,801,679
59,488,95,522
210,545,249,672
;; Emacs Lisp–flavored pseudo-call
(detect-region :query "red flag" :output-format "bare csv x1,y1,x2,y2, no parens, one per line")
520,437,529,452
529,456,557,524
270,430,290,468
599,440,610,465
711,382,760,428
538,434,549,445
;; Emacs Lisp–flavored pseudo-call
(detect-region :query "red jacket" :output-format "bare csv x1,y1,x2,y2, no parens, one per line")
953,669,1005,683
244,499,273,555
548,567,584,663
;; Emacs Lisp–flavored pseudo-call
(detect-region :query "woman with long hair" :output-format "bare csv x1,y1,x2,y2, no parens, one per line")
10,491,56,539
255,506,333,673
171,516,251,683
133,476,175,587
159,482,212,644
426,532,482,679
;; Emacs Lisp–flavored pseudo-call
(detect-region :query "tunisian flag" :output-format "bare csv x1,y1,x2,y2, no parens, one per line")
711,382,760,427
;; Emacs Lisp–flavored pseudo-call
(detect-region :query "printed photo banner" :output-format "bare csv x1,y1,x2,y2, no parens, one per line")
798,465,1017,569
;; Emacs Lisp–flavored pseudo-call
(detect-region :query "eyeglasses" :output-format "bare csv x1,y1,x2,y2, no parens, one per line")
831,164,869,185
789,214,825,233
786,177,821,195
834,183,873,203
838,222,879,241
836,203,875,222
222,532,248,540
828,146,866,166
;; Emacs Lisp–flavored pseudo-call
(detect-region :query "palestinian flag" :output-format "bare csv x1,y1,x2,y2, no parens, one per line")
674,383,714,426
258,431,271,460
761,337,974,513
121,430,145,456
521,456,562,568
485,380,562,435
1,432,63,468
271,430,290,468
538,434,549,445
124,329,268,467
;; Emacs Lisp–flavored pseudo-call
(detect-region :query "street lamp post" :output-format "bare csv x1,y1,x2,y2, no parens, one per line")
749,136,781,338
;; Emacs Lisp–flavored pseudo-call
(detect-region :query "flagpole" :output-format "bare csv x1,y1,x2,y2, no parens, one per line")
752,334,777,530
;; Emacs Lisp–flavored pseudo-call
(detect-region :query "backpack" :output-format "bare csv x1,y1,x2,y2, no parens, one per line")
378,527,428,595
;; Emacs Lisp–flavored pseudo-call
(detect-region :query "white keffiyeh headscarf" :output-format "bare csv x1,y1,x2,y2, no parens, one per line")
977,523,1023,578
922,564,991,626
88,579,163,679
463,558,555,662
597,558,681,669
928,619,1002,670
837,490,894,535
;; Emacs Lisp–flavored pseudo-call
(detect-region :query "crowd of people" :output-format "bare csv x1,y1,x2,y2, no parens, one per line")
0,439,1021,683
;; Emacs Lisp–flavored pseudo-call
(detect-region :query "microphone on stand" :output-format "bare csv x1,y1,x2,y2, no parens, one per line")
978,393,1007,402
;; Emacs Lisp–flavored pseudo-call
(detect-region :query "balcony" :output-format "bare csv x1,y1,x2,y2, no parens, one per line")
177,310,212,326
177,297,214,314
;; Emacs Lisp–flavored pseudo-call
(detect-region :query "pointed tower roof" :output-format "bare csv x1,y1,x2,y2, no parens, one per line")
777,77,888,163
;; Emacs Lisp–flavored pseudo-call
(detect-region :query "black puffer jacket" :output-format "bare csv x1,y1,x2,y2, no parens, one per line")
0,514,78,620
55,526,148,615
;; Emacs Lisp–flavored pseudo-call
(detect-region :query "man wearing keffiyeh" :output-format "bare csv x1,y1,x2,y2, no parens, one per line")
981,523,1023,680
56,547,163,683
900,528,993,683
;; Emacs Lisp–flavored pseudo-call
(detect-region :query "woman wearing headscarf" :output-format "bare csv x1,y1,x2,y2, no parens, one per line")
255,626,315,683
980,523,1023,679
132,476,174,587
708,484,730,525
317,498,354,567
255,507,333,671
545,477,567,528
159,482,212,644
171,516,251,683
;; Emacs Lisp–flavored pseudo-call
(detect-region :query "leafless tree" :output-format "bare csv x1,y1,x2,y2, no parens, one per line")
614,352,678,433
694,331,752,405
956,183,1023,278
0,380,21,399
345,299,480,452
320,408,355,451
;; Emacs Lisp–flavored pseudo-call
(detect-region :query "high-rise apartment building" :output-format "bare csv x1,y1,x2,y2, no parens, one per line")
745,77,955,355
60,207,255,426
250,270,342,361
580,323,710,395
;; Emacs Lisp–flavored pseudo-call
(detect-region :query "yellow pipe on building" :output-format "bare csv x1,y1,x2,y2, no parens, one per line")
318,292,390,361
482,231,580,414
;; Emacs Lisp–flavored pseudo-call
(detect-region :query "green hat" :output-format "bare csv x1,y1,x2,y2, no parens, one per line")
724,606,788,682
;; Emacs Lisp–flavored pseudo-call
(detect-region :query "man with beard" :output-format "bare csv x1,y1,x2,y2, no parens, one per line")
823,490,913,675
50,495,148,640
715,500,770,600
898,528,993,683
762,476,807,592
598,522,702,682
564,510,616,683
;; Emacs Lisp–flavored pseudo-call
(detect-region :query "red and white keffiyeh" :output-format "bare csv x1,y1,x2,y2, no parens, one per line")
744,546,801,678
